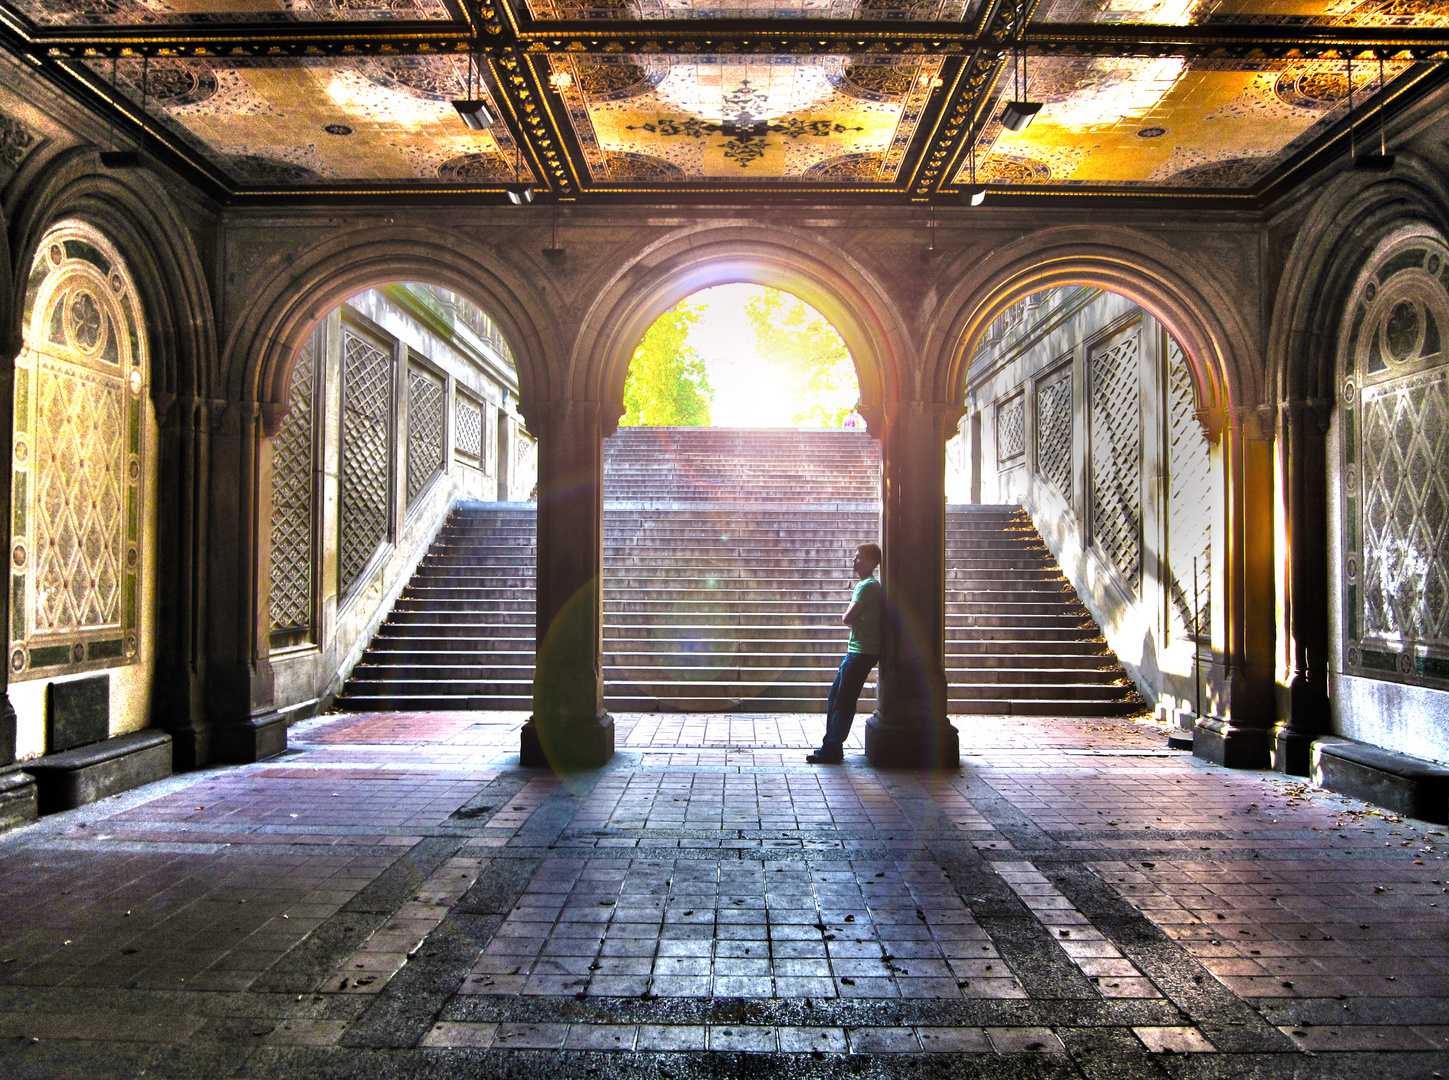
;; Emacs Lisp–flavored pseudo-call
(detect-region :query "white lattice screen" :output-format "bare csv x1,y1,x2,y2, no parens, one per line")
1035,371,1072,498
455,396,483,460
1089,329,1143,586
269,333,315,636
996,394,1025,461
406,364,446,507
339,330,392,598
1165,339,1211,637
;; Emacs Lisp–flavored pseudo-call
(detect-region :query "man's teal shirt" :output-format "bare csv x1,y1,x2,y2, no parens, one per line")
848,575,882,655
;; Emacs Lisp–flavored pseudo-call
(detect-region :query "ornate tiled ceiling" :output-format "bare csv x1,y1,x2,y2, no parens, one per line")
0,0,1445,202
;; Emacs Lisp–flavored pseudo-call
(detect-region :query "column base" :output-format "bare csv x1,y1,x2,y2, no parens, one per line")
521,715,615,772
1193,717,1270,769
863,714,960,769
1272,723,1315,776
209,710,288,764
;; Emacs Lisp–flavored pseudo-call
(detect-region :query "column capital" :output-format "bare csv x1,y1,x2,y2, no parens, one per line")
876,400,967,443
1228,402,1276,442
1278,396,1334,436
519,397,626,439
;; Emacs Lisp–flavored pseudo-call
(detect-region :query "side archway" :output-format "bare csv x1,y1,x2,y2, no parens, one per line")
932,227,1274,767
221,226,559,424
931,228,1254,423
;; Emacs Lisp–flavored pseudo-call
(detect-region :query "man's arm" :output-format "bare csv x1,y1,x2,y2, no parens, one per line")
842,601,862,628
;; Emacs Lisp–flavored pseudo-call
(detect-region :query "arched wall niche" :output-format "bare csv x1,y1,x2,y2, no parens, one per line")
7,149,215,402
1332,221,1449,722
574,227,901,430
932,230,1255,428
1268,156,1449,405
220,227,557,427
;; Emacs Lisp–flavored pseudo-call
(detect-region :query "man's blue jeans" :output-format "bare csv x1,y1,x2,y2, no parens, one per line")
820,651,878,756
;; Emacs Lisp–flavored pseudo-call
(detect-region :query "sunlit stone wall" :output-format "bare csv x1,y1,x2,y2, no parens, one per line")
947,287,1217,728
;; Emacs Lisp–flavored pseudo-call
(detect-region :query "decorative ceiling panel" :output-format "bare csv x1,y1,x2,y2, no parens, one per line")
518,0,978,21
952,56,1399,190
544,54,942,183
1034,0,1449,26
12,0,454,26
87,56,532,187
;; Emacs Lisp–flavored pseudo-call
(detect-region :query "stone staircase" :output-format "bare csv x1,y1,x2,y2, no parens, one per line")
337,428,1142,716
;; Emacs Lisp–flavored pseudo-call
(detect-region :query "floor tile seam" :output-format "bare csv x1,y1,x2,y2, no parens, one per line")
1040,861,1302,1052
992,857,1158,1000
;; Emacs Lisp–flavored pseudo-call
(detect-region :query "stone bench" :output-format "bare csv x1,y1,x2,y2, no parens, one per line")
0,768,37,831
22,730,172,814
1312,736,1449,824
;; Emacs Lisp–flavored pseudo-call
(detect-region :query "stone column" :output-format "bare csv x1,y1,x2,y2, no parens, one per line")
865,400,962,769
0,340,16,769
1272,397,1332,774
1194,405,1277,768
203,397,288,763
520,398,615,771
151,393,212,769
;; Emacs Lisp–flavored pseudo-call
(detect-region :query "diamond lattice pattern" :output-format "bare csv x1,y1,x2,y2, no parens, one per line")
456,397,482,459
1165,339,1211,637
1360,368,1449,648
270,336,315,633
33,361,124,631
1035,373,1072,497
997,395,1025,461
340,332,392,597
1090,330,1142,586
407,365,446,507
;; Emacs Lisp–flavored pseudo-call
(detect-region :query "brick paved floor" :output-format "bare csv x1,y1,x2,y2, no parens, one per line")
0,710,1446,1077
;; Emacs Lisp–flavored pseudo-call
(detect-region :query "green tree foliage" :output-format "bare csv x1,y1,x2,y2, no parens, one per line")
620,301,713,426
744,288,858,426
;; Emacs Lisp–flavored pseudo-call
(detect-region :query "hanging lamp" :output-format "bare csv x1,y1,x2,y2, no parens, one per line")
452,5,496,130
100,54,144,168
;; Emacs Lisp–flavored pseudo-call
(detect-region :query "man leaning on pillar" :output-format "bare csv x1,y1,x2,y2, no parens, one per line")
807,543,882,764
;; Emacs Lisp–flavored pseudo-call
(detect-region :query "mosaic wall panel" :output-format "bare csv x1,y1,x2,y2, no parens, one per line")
1035,369,1072,499
455,396,483,461
996,394,1026,462
270,332,316,640
1165,338,1212,638
1341,233,1449,686
1089,328,1143,588
339,329,393,599
406,363,446,508
9,222,145,680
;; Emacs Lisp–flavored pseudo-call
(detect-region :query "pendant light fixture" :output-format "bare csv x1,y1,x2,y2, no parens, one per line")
100,53,144,169
452,4,496,130
1000,11,1040,132
504,140,534,204
962,138,986,206
1352,53,1395,171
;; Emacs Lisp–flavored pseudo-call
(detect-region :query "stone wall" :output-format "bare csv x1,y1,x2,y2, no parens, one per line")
267,285,534,720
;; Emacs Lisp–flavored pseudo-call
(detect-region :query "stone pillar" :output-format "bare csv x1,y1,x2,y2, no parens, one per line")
203,397,288,763
0,341,16,769
151,393,212,769
1272,397,1332,774
865,400,961,769
520,398,615,771
1194,406,1277,768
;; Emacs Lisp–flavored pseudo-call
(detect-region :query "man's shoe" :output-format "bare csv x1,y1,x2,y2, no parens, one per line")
805,751,843,764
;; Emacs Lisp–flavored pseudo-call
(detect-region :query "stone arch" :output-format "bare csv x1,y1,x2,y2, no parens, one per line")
932,228,1254,426
8,147,216,401
220,226,558,425
1268,155,1449,405
572,225,903,428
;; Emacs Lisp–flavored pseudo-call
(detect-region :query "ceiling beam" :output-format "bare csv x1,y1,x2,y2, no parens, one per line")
8,18,1449,61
